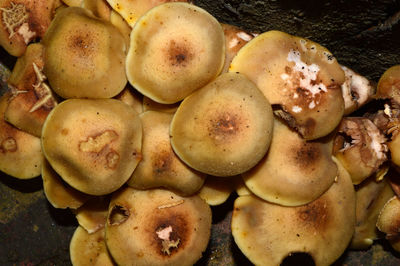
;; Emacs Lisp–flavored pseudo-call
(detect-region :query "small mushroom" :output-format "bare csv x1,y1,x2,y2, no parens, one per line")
128,110,205,196
41,98,142,195
376,195,400,251
113,85,143,115
75,196,110,234
105,187,212,266
243,117,337,206
198,175,234,206
126,2,225,104
230,30,345,140
42,7,127,99
231,156,356,266
333,117,388,184
341,65,376,115
42,159,91,210
82,0,111,21
234,175,252,196
70,226,114,266
170,72,274,177
0,91,43,179
376,65,400,104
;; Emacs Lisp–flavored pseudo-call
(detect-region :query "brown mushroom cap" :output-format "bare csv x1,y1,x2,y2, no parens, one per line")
43,7,127,99
70,226,114,266
230,30,345,140
376,195,400,237
170,72,274,177
109,10,131,49
128,111,205,196
376,65,400,104
243,117,337,206
42,159,91,209
113,85,143,115
75,196,109,234
105,187,212,266
126,2,225,104
231,156,356,266
198,176,234,206
0,92,43,179
333,117,388,185
41,98,142,195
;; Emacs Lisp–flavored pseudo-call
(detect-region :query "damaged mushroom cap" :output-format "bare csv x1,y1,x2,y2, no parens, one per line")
231,156,356,266
41,98,142,195
70,226,114,266
142,96,179,114
43,7,127,99
5,43,58,137
230,30,345,140
128,111,205,196
243,117,337,206
221,23,254,73
105,187,212,266
376,195,400,237
198,175,234,206
75,196,110,234
376,65,400,104
0,91,43,179
42,159,91,209
126,2,225,104
106,0,188,27
333,117,388,185
0,0,59,56
170,72,273,177
350,177,394,249
341,65,376,116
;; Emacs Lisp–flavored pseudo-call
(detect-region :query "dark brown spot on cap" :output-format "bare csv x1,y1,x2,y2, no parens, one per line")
296,199,330,231
167,39,193,67
208,112,241,145
291,142,321,171
152,147,173,175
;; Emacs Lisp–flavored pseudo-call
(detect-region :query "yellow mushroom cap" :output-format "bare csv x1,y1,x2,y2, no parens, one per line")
126,2,225,104
105,187,212,266
75,196,109,234
43,7,127,99
377,195,400,237
230,30,345,140
198,175,234,206
128,111,205,196
0,92,43,179
376,65,400,104
231,157,356,266
243,117,337,206
42,98,142,195
170,72,274,177
70,226,114,266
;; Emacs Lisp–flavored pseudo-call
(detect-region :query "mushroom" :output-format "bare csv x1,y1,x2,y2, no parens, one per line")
234,175,252,196
198,175,234,206
128,110,205,196
376,65,400,104
109,10,131,49
41,98,142,195
0,91,43,179
0,0,59,56
42,7,127,99
231,156,356,266
105,187,212,266
350,177,394,249
105,0,189,27
340,65,376,115
243,117,337,206
229,30,345,140
5,43,58,137
70,226,114,266
61,0,82,7
125,2,225,104
376,195,400,251
333,117,388,184
82,0,111,21
170,72,274,177
42,159,91,210
113,85,143,115
74,196,110,234
142,96,180,114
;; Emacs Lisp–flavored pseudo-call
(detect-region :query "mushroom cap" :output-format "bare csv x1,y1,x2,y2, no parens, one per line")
106,0,189,26
388,133,400,168
126,2,225,104
42,159,91,210
376,65,400,104
113,85,143,115
41,98,142,195
142,96,179,114
43,7,127,99
170,72,274,177
109,10,131,49
231,156,356,266
230,30,345,140
128,111,205,196
333,117,388,185
198,176,234,206
0,92,43,179
5,43,57,137
376,195,400,237
82,0,111,20
243,117,337,206
0,0,57,56
350,178,394,249
234,175,252,196
105,187,212,266
75,196,110,234
70,226,114,266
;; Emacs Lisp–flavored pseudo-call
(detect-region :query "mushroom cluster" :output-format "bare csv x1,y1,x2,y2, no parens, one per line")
1,0,400,265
